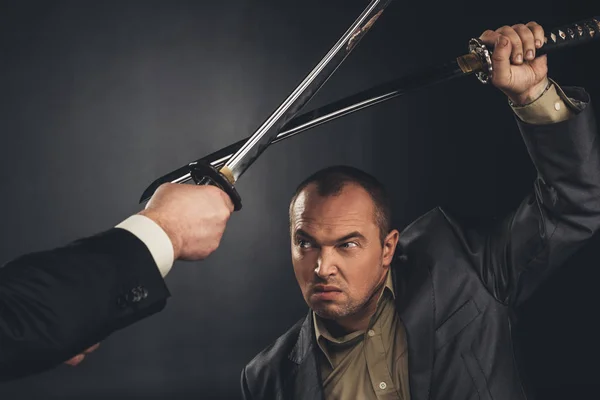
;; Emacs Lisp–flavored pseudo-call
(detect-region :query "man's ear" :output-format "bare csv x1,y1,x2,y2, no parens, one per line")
382,229,399,267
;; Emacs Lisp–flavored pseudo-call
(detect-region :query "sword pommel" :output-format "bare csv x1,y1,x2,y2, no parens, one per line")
456,53,484,74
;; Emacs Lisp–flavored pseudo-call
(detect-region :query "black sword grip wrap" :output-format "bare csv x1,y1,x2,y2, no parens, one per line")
536,17,600,56
189,161,243,211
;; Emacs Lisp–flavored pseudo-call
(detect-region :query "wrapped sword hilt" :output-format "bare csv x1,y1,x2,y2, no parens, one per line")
468,16,600,84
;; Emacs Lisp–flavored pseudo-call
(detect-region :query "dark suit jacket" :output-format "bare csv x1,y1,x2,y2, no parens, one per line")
0,228,170,381
241,87,600,400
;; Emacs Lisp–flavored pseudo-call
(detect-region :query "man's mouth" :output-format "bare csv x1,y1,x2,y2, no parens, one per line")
311,285,342,300
313,284,342,292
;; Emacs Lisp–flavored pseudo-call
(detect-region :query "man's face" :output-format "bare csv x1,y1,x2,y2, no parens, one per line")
290,183,398,321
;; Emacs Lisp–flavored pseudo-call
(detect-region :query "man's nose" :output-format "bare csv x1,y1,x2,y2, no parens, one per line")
315,248,338,278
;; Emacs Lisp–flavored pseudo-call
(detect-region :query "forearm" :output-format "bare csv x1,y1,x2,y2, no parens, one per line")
0,228,170,380
497,90,600,304
470,20,600,306
517,86,600,215
476,84,600,305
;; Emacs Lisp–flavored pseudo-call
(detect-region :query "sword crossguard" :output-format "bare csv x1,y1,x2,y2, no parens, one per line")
189,161,243,211
468,38,493,84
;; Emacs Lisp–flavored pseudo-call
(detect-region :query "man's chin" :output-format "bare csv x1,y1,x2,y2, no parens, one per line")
310,304,348,320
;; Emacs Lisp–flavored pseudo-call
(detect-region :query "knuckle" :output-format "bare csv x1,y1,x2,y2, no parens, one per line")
153,183,176,201
209,240,219,253
498,33,511,43
534,25,545,35
204,184,221,196
219,208,231,220
518,25,535,39
491,51,504,61
152,185,166,197
160,182,175,192
219,191,232,204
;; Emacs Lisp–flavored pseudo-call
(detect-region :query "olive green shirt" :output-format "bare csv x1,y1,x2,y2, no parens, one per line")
314,271,409,399
312,80,577,400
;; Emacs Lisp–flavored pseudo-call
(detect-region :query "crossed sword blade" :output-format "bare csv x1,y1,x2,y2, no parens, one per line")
140,15,600,204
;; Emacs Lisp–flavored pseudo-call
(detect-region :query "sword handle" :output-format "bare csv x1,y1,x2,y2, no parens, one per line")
189,161,243,211
536,17,600,56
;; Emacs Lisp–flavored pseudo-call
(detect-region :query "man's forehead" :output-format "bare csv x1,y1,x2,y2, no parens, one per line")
293,212,364,232
290,183,376,228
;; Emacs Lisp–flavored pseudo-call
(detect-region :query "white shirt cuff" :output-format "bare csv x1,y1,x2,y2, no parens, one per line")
115,215,174,278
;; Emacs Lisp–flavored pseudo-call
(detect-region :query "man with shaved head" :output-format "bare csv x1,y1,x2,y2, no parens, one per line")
241,20,600,400
289,166,398,338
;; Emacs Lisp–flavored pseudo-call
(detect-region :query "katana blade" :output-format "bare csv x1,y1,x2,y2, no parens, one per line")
139,60,462,202
140,16,600,203
215,0,392,187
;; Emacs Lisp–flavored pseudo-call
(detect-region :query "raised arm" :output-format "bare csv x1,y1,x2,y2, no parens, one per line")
459,22,600,306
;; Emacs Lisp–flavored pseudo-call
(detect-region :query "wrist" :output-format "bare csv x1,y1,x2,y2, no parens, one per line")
507,78,550,107
138,210,181,260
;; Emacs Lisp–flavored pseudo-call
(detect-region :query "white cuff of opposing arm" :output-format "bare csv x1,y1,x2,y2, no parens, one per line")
115,215,175,278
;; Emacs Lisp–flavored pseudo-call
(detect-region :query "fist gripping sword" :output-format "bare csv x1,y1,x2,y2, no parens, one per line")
140,13,600,207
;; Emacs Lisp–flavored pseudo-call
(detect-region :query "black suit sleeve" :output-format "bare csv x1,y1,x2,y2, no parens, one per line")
0,227,171,380
240,366,253,400
464,87,600,306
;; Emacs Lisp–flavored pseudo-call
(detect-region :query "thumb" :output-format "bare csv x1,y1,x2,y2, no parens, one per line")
491,35,513,87
529,53,548,78
217,189,234,213
224,195,234,213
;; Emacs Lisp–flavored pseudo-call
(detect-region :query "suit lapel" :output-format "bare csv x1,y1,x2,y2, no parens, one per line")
285,270,435,400
283,283,435,400
285,313,325,400
395,217,437,400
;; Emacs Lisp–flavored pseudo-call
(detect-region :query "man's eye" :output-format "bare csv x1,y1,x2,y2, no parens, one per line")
339,242,358,249
298,240,312,249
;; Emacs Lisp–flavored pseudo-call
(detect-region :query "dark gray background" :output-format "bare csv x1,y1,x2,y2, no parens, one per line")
0,1,599,399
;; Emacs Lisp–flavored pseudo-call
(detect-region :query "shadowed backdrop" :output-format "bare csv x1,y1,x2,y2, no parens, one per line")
0,1,598,399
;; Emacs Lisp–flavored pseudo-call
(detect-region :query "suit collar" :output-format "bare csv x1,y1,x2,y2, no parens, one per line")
393,208,440,400
288,312,314,364
286,313,325,400
287,268,435,400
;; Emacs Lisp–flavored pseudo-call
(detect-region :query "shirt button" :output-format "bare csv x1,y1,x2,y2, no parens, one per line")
554,101,561,111
379,382,387,390
368,330,375,337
